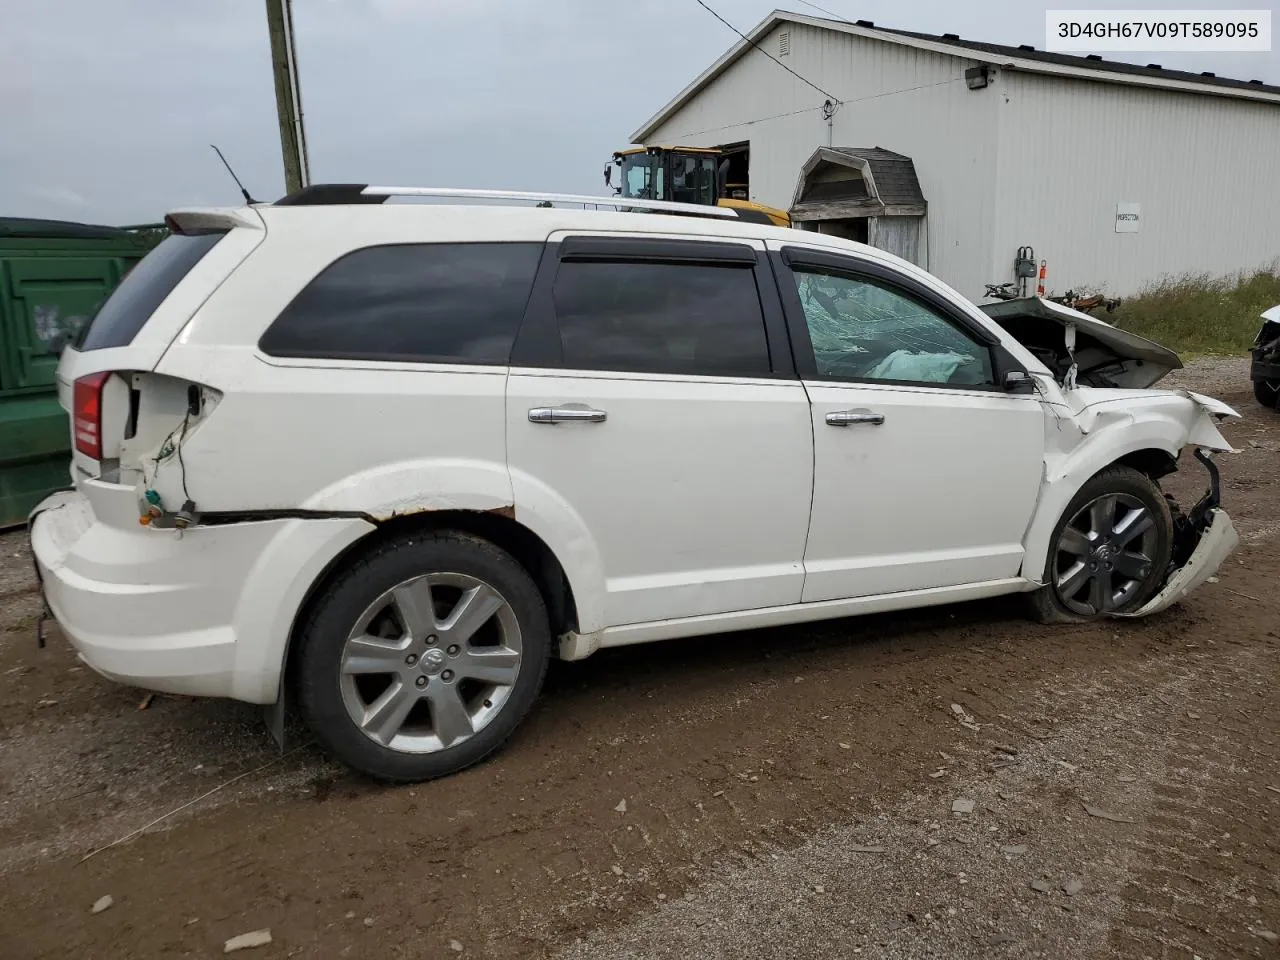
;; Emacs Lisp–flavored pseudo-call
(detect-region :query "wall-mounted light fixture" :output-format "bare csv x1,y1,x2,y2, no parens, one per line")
965,65,990,90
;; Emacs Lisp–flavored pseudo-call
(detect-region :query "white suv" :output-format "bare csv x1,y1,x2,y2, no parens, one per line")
30,186,1239,782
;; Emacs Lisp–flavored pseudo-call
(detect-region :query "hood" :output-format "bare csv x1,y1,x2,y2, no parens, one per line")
979,296,1182,390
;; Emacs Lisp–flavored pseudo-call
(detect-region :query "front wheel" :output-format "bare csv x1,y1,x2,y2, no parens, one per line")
1254,378,1279,409
1029,466,1173,624
295,531,550,782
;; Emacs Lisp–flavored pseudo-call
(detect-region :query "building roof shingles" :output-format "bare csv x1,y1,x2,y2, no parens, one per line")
823,148,925,206
871,22,1280,98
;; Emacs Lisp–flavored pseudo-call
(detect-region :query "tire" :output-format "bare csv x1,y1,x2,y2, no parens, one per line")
1253,378,1279,409
295,530,550,782
1029,465,1173,624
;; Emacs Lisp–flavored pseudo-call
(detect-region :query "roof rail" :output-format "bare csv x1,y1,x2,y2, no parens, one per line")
274,183,739,219
365,186,741,218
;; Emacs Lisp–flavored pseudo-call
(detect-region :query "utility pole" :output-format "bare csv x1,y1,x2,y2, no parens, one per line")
265,0,310,195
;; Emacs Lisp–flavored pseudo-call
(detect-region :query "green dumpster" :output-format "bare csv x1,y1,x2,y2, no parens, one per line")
0,217,164,527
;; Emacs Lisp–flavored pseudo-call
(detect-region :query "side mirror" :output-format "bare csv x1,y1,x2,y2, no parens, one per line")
1004,370,1035,394
603,166,612,188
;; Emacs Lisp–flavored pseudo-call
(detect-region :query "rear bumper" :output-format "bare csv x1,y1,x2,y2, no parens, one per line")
29,481,373,702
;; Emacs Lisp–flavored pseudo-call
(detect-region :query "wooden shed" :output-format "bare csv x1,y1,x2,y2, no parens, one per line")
789,147,927,267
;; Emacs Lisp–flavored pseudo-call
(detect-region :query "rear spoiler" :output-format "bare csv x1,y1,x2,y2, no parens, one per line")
163,207,265,235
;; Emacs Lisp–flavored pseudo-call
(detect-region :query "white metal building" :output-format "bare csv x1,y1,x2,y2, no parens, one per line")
631,10,1280,301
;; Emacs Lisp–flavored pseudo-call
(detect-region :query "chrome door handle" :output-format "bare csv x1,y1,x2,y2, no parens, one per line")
528,405,608,424
825,409,885,426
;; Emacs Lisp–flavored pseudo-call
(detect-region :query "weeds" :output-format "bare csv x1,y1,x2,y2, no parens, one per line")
1103,263,1280,355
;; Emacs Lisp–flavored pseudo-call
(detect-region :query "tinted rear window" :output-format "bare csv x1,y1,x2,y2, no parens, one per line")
552,260,770,376
258,243,542,364
77,232,226,351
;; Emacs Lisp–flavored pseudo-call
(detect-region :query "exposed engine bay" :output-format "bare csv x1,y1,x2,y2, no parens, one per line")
980,296,1181,390
987,314,1153,387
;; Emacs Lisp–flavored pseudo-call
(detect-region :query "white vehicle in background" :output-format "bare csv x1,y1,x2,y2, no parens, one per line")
29,186,1239,783
1251,305,1280,408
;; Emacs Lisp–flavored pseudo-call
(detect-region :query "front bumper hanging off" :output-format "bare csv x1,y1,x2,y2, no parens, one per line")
1115,449,1239,618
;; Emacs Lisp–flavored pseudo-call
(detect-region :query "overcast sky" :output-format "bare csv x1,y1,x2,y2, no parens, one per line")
2,0,1276,224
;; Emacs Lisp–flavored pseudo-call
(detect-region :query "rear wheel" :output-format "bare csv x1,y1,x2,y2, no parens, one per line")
296,531,550,782
1030,466,1173,624
1253,378,1279,409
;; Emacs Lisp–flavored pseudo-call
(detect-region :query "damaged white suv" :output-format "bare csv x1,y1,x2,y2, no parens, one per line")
30,186,1239,782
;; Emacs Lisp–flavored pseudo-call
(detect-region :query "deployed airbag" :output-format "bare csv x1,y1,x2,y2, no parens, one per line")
865,350,971,382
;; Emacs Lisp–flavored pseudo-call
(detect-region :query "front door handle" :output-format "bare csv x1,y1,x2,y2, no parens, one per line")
825,409,885,427
529,404,608,424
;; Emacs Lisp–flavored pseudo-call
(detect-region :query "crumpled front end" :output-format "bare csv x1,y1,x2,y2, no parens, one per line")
1037,385,1241,618
1126,391,1236,616
1119,507,1238,618
1116,448,1238,618
1130,393,1239,616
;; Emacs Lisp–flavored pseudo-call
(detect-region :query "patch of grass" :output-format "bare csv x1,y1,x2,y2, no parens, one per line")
1104,264,1280,355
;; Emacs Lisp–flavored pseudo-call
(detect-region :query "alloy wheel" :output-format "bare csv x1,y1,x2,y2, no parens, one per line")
338,572,523,753
1052,493,1160,616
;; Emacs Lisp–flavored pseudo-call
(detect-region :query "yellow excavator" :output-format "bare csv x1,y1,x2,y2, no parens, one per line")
606,145,791,227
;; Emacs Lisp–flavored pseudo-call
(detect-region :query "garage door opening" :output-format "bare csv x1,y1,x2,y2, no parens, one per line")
714,140,751,200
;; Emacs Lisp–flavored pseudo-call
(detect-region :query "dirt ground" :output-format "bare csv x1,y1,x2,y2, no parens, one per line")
2,357,1278,960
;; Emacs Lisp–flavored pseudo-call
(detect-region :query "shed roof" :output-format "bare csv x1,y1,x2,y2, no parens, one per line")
790,147,926,220
632,9,1280,142
822,148,924,206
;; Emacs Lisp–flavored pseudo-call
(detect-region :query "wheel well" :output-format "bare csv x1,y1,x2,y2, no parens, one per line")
283,510,578,690
1113,448,1178,482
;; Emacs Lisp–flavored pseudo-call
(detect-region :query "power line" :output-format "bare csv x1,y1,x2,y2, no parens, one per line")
790,0,854,24
691,0,841,103
670,76,965,140
675,104,824,140
674,104,828,139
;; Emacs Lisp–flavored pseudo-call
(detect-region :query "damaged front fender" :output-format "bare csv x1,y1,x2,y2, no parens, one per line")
1180,391,1239,450
1105,395,1238,618
1024,386,1241,616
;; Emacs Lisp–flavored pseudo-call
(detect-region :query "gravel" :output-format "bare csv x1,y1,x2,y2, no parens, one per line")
1160,354,1250,394
555,630,1263,960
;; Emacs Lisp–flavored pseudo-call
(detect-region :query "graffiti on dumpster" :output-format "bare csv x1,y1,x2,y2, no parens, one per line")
33,304,89,351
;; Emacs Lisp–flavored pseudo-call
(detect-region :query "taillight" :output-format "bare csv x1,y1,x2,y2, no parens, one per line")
73,372,112,459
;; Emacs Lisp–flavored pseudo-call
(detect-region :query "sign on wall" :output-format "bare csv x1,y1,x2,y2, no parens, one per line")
1115,202,1141,233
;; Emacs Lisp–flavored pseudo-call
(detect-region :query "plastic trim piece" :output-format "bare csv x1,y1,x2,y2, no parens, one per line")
557,235,757,265
273,184,387,206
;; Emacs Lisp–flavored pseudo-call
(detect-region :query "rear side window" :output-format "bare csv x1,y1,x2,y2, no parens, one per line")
259,243,542,364
77,232,226,350
552,260,770,376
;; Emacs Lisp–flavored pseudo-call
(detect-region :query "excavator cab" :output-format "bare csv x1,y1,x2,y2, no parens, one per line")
611,146,721,205
607,146,791,227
